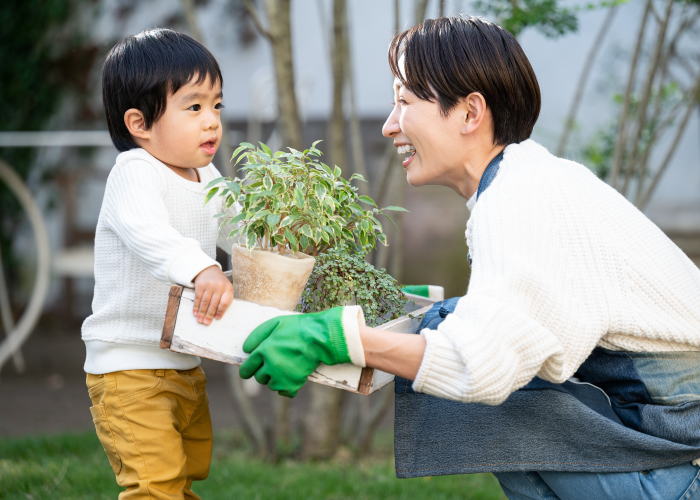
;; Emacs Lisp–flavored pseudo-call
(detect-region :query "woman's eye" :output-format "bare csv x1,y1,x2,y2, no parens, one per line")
187,104,201,111
215,102,225,110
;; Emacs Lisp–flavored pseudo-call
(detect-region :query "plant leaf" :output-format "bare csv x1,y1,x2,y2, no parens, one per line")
259,142,272,156
204,177,224,190
230,145,247,162
300,225,313,238
227,212,248,225
263,175,273,191
358,195,377,207
204,187,219,205
383,206,409,212
294,188,305,208
246,231,257,250
284,229,298,252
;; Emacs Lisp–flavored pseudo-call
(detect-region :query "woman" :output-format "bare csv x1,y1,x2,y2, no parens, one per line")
239,16,700,499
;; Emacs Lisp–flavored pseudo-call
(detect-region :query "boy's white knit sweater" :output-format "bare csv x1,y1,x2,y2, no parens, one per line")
82,149,234,374
413,140,700,405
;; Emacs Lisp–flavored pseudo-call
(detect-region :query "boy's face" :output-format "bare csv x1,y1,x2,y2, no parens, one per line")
130,75,223,171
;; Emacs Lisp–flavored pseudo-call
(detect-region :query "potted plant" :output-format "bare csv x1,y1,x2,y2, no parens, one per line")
298,246,407,325
205,141,408,312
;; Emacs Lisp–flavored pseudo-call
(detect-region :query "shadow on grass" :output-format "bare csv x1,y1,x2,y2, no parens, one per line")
0,430,506,500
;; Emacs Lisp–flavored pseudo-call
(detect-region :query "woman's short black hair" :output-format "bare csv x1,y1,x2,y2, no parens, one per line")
388,16,540,146
102,28,223,152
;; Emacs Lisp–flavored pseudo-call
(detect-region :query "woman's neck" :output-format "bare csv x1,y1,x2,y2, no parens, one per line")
455,143,506,200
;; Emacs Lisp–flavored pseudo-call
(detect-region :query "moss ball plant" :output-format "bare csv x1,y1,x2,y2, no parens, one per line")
298,247,408,327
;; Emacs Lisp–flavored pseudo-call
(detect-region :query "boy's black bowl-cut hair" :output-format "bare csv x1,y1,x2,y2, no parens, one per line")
102,28,223,152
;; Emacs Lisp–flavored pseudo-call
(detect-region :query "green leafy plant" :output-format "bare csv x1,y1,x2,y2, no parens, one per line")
205,141,407,256
298,247,408,327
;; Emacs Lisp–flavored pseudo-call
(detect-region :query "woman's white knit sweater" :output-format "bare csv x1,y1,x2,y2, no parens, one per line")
413,140,700,406
82,149,234,374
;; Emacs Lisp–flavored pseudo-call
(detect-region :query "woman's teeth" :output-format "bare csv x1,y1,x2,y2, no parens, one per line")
397,145,415,155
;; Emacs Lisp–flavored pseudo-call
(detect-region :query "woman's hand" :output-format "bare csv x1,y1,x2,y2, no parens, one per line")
239,306,363,397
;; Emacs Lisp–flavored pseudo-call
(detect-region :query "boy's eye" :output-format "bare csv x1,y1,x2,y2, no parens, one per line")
187,104,201,111
215,102,225,110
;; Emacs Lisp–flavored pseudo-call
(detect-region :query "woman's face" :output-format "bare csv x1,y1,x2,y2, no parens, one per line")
382,79,467,188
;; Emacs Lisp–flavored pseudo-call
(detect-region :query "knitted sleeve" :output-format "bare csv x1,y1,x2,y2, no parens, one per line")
413,170,610,405
102,160,220,286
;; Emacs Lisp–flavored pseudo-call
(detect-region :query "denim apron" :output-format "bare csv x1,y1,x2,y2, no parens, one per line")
394,152,700,478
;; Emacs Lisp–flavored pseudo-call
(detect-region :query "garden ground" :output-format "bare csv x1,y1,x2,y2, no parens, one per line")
0,430,505,500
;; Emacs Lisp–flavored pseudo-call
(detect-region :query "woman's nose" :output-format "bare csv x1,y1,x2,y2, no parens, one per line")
382,106,401,138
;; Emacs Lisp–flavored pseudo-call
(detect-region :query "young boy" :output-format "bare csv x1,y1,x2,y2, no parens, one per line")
83,28,234,499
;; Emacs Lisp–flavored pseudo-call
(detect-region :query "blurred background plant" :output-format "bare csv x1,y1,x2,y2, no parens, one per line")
0,0,88,304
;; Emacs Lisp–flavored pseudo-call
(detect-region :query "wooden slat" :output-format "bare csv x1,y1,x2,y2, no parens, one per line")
161,286,439,394
357,367,374,395
160,285,183,349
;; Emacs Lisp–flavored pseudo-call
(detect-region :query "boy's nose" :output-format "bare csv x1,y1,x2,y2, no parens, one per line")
203,114,220,130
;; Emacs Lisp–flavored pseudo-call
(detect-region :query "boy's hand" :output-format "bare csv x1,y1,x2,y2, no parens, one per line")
193,266,234,325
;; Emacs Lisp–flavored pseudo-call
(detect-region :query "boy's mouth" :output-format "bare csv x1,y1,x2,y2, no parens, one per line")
200,139,217,155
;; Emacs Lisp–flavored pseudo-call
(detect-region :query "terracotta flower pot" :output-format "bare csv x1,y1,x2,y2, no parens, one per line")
230,244,316,311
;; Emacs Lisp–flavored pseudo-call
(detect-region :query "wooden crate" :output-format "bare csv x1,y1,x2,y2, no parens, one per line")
160,283,437,394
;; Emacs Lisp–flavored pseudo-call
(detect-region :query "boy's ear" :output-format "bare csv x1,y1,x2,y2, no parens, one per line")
124,109,150,141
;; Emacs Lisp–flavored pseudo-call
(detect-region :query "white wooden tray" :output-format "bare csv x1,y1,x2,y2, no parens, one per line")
160,284,437,394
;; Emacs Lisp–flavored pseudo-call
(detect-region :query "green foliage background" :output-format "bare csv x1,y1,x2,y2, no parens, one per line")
0,0,80,290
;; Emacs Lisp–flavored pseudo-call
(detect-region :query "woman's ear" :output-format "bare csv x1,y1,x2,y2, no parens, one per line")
461,92,488,136
124,109,150,141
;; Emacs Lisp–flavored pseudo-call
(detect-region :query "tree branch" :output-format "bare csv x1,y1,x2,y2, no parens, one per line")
556,5,617,157
610,0,652,189
242,0,272,40
638,70,700,210
621,0,674,197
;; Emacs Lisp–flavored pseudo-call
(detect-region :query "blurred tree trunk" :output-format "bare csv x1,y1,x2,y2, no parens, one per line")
240,0,305,455
304,385,346,459
244,0,303,150
329,0,347,170
181,0,234,176
225,365,269,456
415,0,430,24
264,0,303,150
301,0,351,460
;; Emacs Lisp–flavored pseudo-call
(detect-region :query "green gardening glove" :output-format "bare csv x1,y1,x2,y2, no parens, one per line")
402,285,445,300
239,306,366,398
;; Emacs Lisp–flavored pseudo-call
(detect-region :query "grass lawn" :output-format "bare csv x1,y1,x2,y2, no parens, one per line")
0,431,506,500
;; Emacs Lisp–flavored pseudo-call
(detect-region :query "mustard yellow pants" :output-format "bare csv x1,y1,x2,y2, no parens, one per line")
86,367,213,500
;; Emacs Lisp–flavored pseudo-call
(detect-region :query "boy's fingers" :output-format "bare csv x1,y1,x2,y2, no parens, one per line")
197,290,213,323
203,292,221,325
215,290,233,320
193,288,203,316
